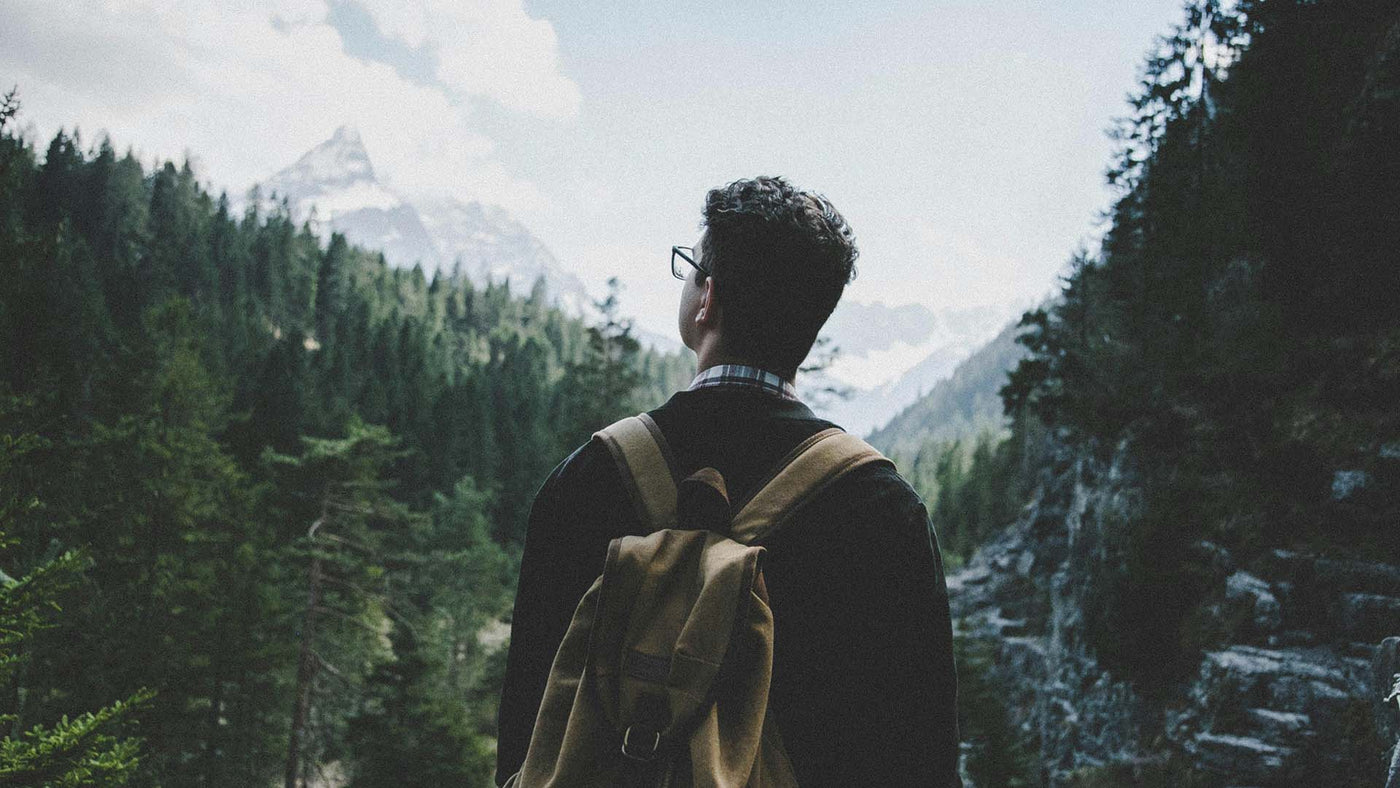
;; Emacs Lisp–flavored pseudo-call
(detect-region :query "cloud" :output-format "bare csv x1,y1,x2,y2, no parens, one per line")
0,0,577,210
354,0,581,119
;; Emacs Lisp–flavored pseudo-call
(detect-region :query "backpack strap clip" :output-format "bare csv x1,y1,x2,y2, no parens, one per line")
620,726,662,762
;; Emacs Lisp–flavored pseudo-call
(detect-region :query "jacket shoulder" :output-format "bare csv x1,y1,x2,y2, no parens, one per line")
820,455,926,516
539,435,613,495
528,434,644,542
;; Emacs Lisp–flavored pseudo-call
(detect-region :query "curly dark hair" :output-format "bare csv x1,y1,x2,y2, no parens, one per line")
700,175,858,379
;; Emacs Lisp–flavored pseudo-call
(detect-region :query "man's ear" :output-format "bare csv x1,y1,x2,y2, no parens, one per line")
697,276,719,326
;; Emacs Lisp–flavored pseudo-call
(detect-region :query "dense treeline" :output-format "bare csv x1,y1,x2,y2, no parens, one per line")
871,319,1025,461
978,0,1399,689
867,319,1037,564
0,88,690,787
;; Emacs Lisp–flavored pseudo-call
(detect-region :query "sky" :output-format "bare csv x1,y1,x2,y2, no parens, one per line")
0,0,1185,340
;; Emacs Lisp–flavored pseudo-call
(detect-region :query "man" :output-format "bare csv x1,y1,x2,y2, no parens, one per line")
496,176,961,787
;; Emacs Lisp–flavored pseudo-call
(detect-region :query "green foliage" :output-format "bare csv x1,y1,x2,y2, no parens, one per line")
953,632,1036,788
0,397,150,787
0,690,153,788
1000,0,1400,688
419,477,516,735
345,625,494,788
267,419,418,782
0,544,79,688
1063,755,1208,788
869,313,1039,559
0,86,684,785
911,429,1035,563
551,277,645,448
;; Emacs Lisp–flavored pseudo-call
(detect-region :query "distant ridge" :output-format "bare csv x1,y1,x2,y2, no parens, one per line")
807,300,1022,437
865,315,1027,460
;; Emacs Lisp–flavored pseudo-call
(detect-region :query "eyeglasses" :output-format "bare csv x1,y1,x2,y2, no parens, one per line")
671,245,709,281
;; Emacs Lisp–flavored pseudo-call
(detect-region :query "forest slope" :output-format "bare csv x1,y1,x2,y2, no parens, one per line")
0,90,689,787
942,1,1400,784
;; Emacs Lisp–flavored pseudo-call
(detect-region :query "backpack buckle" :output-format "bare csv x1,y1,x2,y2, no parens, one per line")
621,726,661,761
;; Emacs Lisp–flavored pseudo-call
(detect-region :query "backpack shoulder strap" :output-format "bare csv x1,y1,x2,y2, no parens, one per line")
729,427,893,544
592,412,679,532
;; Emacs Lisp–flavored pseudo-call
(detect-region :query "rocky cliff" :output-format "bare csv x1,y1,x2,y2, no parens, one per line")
950,434,1400,786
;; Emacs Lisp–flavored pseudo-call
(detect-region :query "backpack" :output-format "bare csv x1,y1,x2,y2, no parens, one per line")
503,412,892,788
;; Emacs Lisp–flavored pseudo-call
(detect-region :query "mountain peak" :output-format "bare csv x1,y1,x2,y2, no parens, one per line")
279,126,376,189
256,134,594,318
330,125,362,147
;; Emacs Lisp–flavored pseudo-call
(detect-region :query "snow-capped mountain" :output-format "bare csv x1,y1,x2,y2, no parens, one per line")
258,126,591,318
416,197,591,316
260,126,392,213
802,299,1026,437
256,127,1020,389
258,127,441,271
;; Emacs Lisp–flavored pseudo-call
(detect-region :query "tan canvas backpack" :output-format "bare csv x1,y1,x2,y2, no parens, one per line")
503,412,892,788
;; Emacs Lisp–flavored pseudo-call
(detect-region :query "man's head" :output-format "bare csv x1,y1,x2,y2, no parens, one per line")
677,176,858,380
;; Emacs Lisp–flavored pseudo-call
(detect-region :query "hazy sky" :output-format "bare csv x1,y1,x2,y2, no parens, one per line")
1,0,1184,338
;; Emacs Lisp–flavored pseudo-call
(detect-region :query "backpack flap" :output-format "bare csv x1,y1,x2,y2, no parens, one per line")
590,528,773,782
511,497,786,787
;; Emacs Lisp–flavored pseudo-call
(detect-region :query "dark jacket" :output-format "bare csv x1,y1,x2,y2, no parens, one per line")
495,386,962,787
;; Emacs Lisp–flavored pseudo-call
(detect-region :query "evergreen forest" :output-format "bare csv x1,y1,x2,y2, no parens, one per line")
0,85,690,786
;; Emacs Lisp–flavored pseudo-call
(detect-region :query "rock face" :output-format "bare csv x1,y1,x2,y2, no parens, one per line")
1376,637,1400,788
949,436,1400,786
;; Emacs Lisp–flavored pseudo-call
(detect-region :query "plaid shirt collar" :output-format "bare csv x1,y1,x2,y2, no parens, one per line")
688,363,800,401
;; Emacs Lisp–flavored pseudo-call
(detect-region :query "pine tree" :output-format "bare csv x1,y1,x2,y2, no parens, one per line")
266,419,417,788
551,277,643,450
345,624,493,788
0,397,151,787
